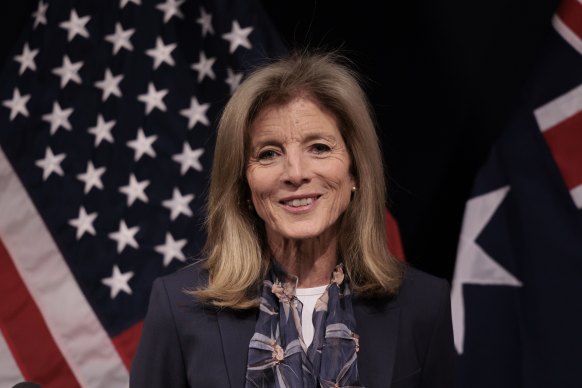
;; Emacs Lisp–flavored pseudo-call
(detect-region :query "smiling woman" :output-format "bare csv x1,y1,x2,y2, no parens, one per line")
130,51,456,388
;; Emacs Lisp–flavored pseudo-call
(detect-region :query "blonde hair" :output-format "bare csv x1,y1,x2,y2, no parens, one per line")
194,51,403,309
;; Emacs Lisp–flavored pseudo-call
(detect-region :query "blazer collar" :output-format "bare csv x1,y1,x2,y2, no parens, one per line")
216,296,401,388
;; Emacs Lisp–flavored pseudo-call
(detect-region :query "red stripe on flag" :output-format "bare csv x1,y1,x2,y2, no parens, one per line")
111,321,143,370
0,239,79,388
543,110,582,189
385,208,406,261
557,0,582,41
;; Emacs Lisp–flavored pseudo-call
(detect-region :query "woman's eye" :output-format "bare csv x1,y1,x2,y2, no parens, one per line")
312,143,331,154
257,149,277,160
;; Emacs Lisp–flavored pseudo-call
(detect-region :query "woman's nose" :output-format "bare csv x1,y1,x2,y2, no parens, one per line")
283,151,311,186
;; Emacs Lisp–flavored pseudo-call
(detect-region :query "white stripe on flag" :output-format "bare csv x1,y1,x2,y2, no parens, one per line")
0,330,25,387
0,147,128,388
533,82,582,131
552,14,582,56
571,184,582,209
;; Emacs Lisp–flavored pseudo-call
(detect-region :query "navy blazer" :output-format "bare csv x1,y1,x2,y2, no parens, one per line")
130,262,455,387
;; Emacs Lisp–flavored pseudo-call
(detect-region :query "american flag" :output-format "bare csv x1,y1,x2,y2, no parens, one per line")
451,0,582,386
0,0,285,386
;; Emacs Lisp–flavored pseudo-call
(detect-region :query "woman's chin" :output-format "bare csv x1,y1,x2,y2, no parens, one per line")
268,224,338,243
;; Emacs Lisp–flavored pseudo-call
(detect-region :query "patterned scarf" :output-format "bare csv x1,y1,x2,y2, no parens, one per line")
245,262,363,387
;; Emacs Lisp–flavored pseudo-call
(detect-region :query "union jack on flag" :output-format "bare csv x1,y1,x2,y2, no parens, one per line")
0,0,285,386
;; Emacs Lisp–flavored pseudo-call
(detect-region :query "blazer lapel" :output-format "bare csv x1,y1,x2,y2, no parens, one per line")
354,296,400,388
217,307,257,387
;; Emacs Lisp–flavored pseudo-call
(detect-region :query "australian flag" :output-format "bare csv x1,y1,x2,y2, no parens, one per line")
451,0,582,386
0,0,285,386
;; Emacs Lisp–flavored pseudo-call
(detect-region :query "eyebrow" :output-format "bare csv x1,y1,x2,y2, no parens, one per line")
250,131,338,150
302,132,338,143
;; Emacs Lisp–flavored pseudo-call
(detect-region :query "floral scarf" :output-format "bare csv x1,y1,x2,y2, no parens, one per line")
245,262,363,387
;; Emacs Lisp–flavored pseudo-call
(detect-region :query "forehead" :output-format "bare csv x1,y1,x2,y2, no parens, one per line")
248,97,341,142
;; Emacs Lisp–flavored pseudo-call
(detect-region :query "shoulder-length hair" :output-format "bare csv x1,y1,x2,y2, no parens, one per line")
193,51,403,309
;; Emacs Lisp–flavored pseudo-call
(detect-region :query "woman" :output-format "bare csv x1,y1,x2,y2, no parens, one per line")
130,52,455,387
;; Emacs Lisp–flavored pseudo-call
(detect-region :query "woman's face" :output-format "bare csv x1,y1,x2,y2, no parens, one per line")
246,96,355,243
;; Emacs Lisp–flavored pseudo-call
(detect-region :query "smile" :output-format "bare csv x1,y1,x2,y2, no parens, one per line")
280,195,321,208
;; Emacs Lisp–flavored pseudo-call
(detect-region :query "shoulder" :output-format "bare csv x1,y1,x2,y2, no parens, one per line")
398,265,450,303
355,264,450,327
354,265,455,385
153,259,209,297
391,265,453,360
395,265,450,322
145,260,210,319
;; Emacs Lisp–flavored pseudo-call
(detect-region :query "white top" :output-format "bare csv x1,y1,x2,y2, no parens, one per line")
295,285,328,348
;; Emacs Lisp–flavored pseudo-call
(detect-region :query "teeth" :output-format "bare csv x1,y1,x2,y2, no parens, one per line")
286,197,314,207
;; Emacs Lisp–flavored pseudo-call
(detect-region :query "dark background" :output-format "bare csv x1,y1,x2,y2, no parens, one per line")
1,0,560,281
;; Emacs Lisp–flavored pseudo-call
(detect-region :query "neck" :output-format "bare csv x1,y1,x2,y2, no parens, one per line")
267,228,339,288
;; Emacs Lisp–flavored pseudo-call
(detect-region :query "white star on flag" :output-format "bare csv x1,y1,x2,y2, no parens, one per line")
94,69,123,101
108,220,139,253
137,82,168,114
59,9,91,42
105,22,135,54
162,188,194,220
35,147,66,180
3,88,30,121
146,37,177,69
119,174,150,206
156,0,185,23
51,55,83,88
451,185,523,354
41,102,73,135
225,68,243,94
172,143,204,174
32,0,48,29
68,206,97,240
120,0,141,8
76,161,106,194
191,52,216,82
196,7,214,36
222,20,253,53
88,114,116,146
14,43,39,75
101,265,134,299
155,232,187,267
126,128,158,161
180,97,210,129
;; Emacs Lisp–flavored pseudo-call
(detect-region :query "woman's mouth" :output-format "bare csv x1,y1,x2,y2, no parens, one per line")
280,195,321,208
